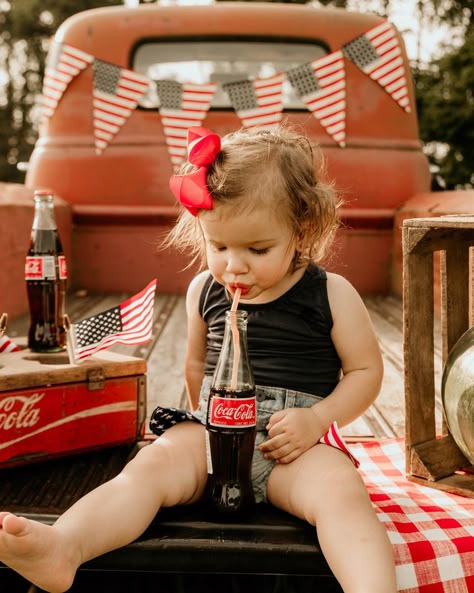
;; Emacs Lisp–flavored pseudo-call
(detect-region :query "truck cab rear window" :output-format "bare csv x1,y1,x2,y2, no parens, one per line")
133,39,327,109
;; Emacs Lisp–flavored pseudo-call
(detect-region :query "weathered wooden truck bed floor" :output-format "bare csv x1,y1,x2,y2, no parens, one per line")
6,291,443,441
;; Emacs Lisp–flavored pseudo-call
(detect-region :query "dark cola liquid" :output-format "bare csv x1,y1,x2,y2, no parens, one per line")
26,229,66,352
205,387,257,519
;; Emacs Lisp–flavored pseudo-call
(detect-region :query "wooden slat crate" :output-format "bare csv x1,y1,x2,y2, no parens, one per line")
403,215,474,497
0,344,146,468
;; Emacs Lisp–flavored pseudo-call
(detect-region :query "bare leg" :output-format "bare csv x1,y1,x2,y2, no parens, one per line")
267,444,397,593
0,422,207,593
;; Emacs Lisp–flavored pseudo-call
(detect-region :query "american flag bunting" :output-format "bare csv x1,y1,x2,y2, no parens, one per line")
66,279,157,364
287,51,346,147
40,43,93,122
342,21,411,113
223,74,284,131
0,335,21,354
156,80,217,167
93,60,150,154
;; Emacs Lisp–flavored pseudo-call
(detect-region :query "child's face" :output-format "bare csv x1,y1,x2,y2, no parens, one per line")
199,204,298,302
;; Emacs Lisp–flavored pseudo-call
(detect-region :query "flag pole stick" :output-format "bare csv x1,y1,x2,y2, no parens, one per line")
64,314,77,365
0,313,7,337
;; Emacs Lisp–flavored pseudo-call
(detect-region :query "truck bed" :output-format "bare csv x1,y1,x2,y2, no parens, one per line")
0,292,443,592
0,290,444,518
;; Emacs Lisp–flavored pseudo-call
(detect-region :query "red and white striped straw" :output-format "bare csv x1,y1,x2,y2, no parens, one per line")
230,288,241,390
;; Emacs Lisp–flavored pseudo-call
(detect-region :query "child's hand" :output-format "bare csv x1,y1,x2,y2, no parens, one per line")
259,408,325,464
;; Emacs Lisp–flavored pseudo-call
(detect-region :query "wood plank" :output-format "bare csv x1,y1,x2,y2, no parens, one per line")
145,296,188,421
364,296,405,438
403,248,437,448
0,346,146,391
410,434,470,481
404,216,474,228
403,216,474,255
408,473,474,499
441,246,471,363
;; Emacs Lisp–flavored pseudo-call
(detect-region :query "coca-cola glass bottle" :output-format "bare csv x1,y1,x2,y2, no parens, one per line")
25,189,67,352
205,309,257,518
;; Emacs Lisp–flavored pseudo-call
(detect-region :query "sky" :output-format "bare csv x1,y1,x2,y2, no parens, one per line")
386,0,453,64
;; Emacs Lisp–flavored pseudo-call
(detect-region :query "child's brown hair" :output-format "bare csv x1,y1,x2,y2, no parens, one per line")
164,125,341,269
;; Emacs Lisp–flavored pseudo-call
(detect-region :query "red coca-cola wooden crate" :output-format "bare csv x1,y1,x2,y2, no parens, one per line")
0,345,146,468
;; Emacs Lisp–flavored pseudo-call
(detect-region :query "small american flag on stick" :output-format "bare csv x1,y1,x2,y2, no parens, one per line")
66,279,157,364
93,60,150,154
156,80,217,166
342,21,411,113
40,43,93,122
223,73,284,130
287,51,346,147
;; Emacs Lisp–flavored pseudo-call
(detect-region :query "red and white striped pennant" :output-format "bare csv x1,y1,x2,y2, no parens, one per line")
157,81,217,167
93,60,150,155
0,335,21,354
287,51,346,147
342,21,411,113
40,43,93,122
319,421,360,467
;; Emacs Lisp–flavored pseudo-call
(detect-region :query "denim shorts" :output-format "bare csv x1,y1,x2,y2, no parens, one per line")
193,375,324,504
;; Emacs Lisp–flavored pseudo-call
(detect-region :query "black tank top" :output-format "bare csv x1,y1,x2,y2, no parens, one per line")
199,264,341,397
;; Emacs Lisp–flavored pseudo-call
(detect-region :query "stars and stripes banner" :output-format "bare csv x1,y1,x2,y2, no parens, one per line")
66,279,157,364
156,80,217,166
223,73,285,131
342,21,411,113
287,51,346,147
38,20,413,160
92,60,150,155
40,43,93,122
0,335,21,354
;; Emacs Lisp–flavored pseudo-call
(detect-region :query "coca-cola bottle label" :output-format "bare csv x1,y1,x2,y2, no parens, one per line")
58,255,68,279
25,255,56,280
25,255,67,280
208,396,256,428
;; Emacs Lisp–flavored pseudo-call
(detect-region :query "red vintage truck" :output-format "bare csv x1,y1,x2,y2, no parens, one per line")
2,1,471,324
0,3,472,592
24,0,427,300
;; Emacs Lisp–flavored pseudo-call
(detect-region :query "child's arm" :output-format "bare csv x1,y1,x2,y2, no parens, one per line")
184,271,210,411
261,272,383,464
312,272,384,429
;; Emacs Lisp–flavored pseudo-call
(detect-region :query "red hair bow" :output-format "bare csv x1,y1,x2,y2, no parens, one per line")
169,127,221,216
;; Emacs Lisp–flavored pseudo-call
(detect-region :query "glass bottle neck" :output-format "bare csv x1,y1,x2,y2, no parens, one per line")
224,310,248,330
33,195,57,230
212,309,254,391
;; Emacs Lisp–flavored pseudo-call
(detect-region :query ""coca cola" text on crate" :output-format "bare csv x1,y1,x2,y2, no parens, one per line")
0,347,146,468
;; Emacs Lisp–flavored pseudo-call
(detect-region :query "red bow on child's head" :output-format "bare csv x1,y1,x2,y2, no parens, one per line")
169,127,221,216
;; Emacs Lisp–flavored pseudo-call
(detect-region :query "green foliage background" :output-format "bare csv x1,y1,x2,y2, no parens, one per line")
415,30,473,189
0,0,472,188
0,0,122,183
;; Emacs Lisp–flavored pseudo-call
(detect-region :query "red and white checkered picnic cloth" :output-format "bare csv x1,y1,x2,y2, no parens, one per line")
350,439,474,593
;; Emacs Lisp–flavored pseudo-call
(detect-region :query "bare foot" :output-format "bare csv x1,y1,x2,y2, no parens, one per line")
0,512,79,593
